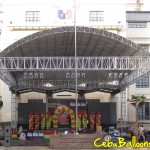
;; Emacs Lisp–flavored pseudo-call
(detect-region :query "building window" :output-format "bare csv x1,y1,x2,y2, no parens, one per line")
140,45,149,52
136,76,149,88
138,103,150,120
89,11,104,22
26,11,40,22
128,23,146,28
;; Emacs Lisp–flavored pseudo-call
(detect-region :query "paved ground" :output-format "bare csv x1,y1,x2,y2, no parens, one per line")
0,146,149,150
0,146,49,150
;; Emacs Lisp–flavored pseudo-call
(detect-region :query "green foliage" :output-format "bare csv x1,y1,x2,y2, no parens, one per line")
131,95,146,106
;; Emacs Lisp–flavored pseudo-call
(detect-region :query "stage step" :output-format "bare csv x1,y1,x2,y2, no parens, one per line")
11,139,49,146
50,134,104,149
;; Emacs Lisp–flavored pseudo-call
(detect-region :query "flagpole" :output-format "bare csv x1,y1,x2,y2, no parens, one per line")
74,0,78,133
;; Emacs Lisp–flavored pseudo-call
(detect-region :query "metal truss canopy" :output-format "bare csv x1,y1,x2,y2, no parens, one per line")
1,26,150,95
0,56,149,94
1,26,149,57
0,56,149,71
17,79,120,94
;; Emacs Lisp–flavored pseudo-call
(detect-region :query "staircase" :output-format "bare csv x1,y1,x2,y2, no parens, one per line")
50,134,104,149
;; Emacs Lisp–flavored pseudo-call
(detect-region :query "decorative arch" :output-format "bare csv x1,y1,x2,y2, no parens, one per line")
53,104,75,129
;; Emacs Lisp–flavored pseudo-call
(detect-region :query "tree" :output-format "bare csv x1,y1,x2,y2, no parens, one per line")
131,95,146,106
130,95,146,141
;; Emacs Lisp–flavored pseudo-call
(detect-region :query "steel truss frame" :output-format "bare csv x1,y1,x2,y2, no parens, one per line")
120,66,150,88
0,71,16,87
0,56,150,71
1,26,150,94
17,79,120,94
1,26,149,57
0,56,150,94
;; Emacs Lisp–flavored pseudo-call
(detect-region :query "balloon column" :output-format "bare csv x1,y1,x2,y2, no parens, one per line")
78,113,82,129
90,112,95,130
41,112,46,130
53,108,61,129
96,112,101,126
46,112,51,130
82,112,87,129
34,112,40,130
29,112,34,130
68,107,76,129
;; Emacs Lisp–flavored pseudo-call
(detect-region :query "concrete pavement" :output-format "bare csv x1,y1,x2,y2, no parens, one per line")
0,146,149,150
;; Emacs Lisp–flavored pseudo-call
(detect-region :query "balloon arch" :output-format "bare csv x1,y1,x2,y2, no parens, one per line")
53,104,76,129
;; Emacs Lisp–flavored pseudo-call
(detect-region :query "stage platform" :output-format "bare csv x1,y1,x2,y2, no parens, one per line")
11,139,49,146
50,134,104,149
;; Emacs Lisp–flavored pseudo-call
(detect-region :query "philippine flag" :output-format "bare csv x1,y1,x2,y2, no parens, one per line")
53,0,74,24
58,9,73,20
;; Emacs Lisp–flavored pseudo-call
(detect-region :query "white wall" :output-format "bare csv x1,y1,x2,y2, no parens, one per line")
85,92,111,102
111,93,120,121
19,91,112,102
0,81,11,122
53,92,75,99
0,80,3,122
1,0,127,50
127,28,150,39
20,92,46,103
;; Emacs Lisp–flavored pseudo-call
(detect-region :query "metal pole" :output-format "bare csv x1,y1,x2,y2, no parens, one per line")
74,0,78,133
135,101,139,142
121,101,123,136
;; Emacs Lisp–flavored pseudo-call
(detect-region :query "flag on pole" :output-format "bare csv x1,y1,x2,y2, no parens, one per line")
53,0,74,25
58,9,72,20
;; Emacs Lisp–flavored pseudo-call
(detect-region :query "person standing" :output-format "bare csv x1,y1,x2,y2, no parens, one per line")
139,125,145,141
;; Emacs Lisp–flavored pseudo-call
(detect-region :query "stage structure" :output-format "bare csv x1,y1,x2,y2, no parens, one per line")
0,26,150,127
0,56,150,94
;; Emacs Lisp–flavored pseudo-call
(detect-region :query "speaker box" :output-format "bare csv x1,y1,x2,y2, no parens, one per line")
4,126,11,137
5,137,11,147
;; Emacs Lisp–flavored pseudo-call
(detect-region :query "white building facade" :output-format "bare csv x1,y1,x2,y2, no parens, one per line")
0,0,150,124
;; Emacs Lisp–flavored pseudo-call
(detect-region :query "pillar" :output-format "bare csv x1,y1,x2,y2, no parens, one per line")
11,93,20,130
46,91,53,112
